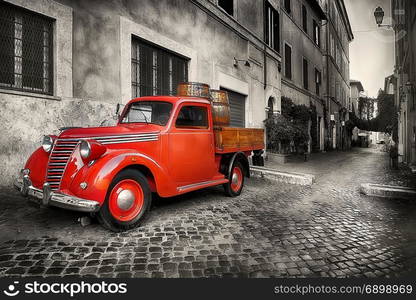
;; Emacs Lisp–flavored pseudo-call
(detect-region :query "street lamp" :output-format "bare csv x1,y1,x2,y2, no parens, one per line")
374,6,393,29
374,6,384,26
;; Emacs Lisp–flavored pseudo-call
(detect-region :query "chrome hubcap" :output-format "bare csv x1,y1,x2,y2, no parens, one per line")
232,173,239,185
117,189,135,210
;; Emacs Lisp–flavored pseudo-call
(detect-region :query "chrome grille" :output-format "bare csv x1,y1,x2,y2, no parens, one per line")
44,133,158,191
46,139,79,191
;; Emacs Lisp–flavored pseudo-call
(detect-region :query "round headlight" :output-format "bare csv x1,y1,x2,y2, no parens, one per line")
42,136,54,153
80,140,91,159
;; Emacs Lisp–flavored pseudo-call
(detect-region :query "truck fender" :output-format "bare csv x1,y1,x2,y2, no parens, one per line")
227,152,250,178
23,147,49,189
69,151,173,202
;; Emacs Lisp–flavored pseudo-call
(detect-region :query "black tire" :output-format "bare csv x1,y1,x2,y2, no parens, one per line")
223,161,245,197
97,169,152,232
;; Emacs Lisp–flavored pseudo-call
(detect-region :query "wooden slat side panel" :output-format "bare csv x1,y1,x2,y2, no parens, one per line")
214,127,264,153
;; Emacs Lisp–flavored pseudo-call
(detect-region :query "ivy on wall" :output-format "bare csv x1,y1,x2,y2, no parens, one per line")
349,92,397,142
264,97,311,154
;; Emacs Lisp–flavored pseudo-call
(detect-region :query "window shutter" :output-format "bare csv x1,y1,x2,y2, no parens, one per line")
273,10,280,52
285,44,292,79
303,59,308,90
265,5,270,45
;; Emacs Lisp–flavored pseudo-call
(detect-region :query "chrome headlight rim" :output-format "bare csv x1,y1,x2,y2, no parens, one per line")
79,140,91,159
42,135,54,153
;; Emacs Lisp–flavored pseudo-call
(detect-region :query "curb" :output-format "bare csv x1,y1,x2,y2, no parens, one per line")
250,166,315,186
360,183,416,200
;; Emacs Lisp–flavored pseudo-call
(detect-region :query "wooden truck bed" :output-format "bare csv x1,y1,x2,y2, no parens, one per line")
214,127,264,154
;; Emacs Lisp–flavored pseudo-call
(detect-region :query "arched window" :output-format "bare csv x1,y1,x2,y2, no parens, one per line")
268,97,274,119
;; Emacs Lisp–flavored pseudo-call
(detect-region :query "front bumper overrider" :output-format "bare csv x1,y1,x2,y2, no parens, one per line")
14,174,100,213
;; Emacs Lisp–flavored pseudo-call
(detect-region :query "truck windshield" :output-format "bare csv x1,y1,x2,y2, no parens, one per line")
121,101,173,126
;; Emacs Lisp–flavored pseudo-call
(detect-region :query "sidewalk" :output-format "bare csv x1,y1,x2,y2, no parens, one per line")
264,147,416,188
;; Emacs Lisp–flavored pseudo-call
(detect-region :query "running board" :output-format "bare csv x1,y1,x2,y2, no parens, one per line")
177,179,229,193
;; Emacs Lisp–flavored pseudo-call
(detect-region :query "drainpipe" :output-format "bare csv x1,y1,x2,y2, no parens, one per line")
324,17,331,150
263,0,267,90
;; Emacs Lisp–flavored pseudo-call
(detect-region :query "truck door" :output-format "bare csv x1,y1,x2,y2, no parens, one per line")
168,103,216,185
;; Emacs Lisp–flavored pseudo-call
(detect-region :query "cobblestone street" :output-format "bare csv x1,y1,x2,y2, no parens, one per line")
0,147,416,278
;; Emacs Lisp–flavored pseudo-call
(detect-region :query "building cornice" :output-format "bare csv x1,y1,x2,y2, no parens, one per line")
337,0,354,41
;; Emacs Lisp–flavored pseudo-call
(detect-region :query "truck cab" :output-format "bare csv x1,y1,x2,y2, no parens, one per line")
15,94,264,231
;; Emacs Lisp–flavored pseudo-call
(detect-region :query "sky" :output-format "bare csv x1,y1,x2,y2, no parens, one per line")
344,0,395,98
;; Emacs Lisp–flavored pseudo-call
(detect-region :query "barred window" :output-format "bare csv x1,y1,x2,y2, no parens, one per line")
0,2,53,95
131,38,188,98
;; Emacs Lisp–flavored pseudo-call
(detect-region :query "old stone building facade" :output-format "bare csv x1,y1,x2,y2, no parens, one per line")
350,80,364,117
391,0,416,166
321,0,353,150
281,0,327,152
0,0,282,186
280,0,353,152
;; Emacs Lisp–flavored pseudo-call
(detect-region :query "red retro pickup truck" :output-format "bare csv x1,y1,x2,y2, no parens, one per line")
15,87,264,231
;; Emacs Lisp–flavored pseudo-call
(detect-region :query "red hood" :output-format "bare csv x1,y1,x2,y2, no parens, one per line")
58,124,162,139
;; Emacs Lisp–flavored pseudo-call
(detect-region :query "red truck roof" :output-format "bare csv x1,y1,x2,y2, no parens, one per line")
126,96,211,106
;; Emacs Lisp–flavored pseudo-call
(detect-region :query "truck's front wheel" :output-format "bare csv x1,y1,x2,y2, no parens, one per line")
223,161,245,197
97,169,152,232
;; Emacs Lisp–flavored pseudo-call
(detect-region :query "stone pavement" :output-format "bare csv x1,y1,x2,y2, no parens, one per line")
0,147,416,278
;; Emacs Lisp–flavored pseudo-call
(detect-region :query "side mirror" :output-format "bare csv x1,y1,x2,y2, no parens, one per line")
114,103,124,120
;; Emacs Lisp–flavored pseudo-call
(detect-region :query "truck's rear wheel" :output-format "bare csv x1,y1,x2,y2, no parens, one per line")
97,169,152,232
224,161,245,197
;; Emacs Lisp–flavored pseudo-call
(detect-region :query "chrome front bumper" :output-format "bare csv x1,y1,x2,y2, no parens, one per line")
14,176,100,213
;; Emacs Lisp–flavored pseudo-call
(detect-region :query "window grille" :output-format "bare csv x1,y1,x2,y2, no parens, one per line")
131,38,188,98
0,2,53,95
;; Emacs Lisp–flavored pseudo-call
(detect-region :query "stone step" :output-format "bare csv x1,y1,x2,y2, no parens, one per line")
250,166,315,186
360,183,416,200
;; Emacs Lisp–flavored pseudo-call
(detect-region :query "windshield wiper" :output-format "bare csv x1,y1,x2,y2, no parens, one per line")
129,108,149,124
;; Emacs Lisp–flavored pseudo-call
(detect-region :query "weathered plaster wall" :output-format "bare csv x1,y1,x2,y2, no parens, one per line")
281,0,324,107
0,0,282,186
63,0,282,127
236,0,264,37
0,95,115,186
0,0,84,187
280,0,326,151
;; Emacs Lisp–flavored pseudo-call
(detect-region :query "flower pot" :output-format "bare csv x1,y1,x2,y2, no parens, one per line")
266,151,290,164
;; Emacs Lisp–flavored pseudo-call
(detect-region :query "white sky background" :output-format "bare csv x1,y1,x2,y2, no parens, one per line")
344,0,395,98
